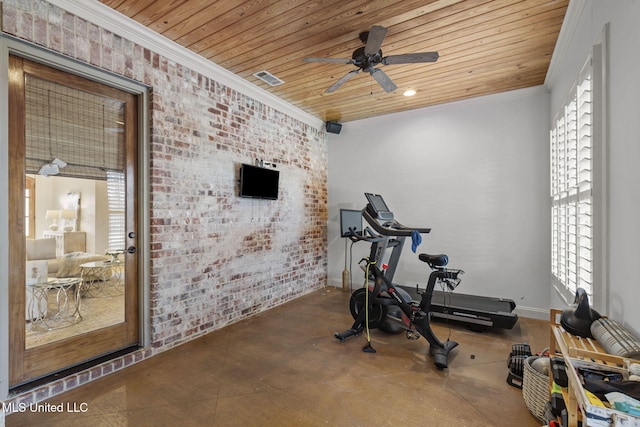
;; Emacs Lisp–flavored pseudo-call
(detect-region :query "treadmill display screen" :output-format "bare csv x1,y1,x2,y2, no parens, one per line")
365,193,391,215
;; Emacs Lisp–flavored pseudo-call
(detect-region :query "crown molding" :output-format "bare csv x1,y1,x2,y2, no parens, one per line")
47,0,324,130
351,85,549,124
544,0,586,89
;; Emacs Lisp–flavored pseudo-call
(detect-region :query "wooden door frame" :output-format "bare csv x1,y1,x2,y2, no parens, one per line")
0,36,151,396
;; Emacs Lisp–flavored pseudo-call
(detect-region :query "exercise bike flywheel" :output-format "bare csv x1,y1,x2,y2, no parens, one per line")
349,288,387,329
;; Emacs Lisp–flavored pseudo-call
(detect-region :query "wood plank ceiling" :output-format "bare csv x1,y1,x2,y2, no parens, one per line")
99,0,569,123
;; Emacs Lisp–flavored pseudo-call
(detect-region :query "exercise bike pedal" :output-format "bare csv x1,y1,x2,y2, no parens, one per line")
406,330,421,340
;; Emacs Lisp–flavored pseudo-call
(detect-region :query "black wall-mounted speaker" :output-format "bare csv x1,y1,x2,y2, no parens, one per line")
325,121,342,134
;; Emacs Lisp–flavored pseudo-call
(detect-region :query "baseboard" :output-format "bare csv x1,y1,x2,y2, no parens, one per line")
330,279,551,321
514,305,550,321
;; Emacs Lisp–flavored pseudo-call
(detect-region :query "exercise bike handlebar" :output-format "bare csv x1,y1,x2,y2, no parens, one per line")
345,226,386,244
362,209,431,237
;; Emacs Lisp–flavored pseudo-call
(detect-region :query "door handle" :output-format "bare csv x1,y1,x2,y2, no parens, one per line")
127,246,136,254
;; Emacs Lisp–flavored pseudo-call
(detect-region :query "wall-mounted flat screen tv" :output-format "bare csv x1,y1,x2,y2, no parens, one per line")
239,163,279,200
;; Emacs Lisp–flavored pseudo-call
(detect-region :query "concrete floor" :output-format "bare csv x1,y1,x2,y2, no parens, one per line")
6,287,549,426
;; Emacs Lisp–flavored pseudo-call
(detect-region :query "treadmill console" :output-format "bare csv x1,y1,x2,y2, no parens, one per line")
365,193,395,221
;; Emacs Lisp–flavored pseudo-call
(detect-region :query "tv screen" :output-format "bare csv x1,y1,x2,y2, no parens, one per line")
340,209,363,237
239,163,279,200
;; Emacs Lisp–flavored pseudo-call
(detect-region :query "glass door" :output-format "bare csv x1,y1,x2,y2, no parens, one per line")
9,56,139,386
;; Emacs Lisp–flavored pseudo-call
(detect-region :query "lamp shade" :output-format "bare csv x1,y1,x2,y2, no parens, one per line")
45,209,60,219
59,209,76,219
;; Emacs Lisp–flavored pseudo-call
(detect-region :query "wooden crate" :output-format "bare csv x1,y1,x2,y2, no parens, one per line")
550,309,640,427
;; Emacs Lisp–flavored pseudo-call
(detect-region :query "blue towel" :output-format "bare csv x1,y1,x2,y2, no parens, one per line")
411,230,422,253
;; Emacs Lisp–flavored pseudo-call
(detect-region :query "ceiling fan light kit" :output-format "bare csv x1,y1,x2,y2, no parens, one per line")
304,25,439,94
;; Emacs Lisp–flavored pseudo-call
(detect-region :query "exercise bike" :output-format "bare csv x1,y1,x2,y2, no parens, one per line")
346,193,517,332
335,226,464,370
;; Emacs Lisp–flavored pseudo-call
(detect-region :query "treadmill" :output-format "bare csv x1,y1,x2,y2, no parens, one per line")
402,285,517,330
360,193,518,331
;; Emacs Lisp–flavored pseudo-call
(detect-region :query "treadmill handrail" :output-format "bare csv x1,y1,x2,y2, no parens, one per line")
362,209,431,237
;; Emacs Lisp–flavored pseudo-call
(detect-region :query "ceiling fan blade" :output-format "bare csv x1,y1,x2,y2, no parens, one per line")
369,68,397,93
326,69,360,93
382,52,440,65
303,57,353,64
364,25,388,55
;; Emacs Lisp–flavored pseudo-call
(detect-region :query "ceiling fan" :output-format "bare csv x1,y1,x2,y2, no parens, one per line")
303,25,439,93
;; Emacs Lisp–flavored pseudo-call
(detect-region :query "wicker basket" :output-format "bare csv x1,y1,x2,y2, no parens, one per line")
522,356,549,423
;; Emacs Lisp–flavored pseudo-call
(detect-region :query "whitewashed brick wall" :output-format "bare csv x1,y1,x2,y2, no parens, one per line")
2,0,328,404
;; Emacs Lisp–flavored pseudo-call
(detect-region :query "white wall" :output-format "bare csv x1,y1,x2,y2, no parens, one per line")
328,87,551,319
34,176,107,254
547,0,640,335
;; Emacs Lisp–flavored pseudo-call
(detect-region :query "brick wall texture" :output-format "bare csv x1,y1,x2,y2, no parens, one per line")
2,0,328,405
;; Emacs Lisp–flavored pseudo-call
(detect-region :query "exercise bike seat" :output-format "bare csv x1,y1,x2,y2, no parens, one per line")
418,253,449,268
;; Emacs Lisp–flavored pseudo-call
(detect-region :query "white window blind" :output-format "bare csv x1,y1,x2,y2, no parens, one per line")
107,171,126,251
550,59,593,301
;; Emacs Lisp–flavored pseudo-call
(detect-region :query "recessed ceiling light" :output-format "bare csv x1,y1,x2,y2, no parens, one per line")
403,89,417,97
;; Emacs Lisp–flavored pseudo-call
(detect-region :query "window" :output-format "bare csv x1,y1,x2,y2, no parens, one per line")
550,49,604,307
25,176,35,238
107,170,126,251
